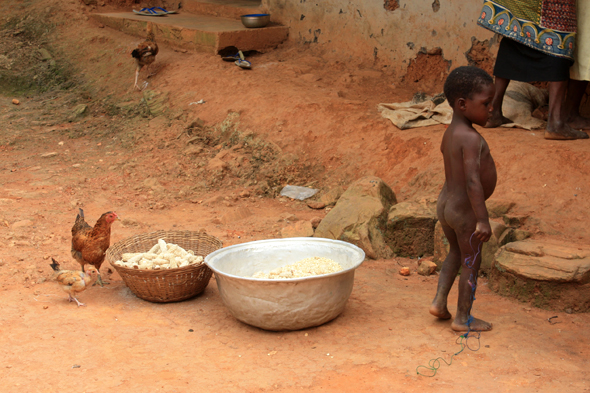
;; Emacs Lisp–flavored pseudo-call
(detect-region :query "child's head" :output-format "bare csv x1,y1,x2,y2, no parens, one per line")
444,66,494,108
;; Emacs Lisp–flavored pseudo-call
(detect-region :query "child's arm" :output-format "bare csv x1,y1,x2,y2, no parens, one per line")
462,135,492,242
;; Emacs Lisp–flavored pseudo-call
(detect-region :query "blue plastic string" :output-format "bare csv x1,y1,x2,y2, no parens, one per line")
416,232,483,377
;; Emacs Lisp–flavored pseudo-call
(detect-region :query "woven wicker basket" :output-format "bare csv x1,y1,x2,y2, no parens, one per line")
106,230,222,303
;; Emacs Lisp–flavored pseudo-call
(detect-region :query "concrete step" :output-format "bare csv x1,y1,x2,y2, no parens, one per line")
92,12,288,54
181,0,263,20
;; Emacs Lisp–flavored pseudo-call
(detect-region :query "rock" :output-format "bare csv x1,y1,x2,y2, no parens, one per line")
12,99,19,105
281,221,314,238
503,214,528,228
383,199,437,257
487,199,516,218
142,89,168,117
490,240,590,311
310,217,322,229
481,220,507,271
143,178,164,192
399,267,410,276
314,176,397,259
318,186,344,207
12,220,33,228
239,190,250,198
255,180,270,195
307,201,326,209
221,207,252,224
40,152,58,158
417,260,437,276
183,145,204,157
68,104,87,121
498,228,531,245
433,221,449,267
279,213,297,222
38,48,52,61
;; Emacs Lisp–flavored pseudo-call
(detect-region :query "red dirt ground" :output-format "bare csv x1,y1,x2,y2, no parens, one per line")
0,1,589,392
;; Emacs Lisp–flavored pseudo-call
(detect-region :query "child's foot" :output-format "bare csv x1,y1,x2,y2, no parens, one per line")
451,317,492,332
485,113,512,128
429,303,452,320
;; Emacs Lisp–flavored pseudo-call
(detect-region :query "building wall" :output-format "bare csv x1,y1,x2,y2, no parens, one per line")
263,0,497,80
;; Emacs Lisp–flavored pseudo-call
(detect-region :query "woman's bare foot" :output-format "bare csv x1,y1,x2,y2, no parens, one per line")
568,115,590,131
451,317,492,332
429,302,452,320
485,112,512,128
545,122,589,140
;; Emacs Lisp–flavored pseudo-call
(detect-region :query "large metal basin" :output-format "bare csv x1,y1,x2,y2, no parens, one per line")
204,238,365,331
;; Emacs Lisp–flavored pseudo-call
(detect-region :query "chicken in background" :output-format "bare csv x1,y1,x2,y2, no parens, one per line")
50,258,99,307
71,208,119,287
131,21,159,90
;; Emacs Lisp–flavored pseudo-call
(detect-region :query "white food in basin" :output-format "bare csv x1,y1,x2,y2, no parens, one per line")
252,256,342,279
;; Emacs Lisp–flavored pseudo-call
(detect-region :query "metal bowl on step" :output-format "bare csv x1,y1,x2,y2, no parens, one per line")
241,13,270,28
204,237,366,331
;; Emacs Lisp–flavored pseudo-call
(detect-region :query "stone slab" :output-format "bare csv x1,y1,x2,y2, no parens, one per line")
92,12,289,53
496,241,590,283
489,240,590,312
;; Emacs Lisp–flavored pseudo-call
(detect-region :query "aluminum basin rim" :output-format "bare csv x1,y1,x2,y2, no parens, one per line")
204,237,365,282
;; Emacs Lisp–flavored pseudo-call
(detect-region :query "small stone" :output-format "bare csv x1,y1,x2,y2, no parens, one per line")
12,99,19,105
399,267,410,276
310,217,322,228
417,260,437,276
307,201,326,209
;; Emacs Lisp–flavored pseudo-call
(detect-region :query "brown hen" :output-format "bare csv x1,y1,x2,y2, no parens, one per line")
50,258,100,307
71,208,119,286
131,21,158,90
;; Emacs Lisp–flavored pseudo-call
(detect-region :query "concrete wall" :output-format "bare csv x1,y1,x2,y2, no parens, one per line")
263,0,497,80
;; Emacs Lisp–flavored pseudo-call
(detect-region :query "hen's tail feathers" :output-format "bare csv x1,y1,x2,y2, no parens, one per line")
74,208,86,226
50,258,60,272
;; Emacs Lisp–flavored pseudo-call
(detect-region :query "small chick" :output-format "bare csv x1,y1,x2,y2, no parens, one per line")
50,258,99,307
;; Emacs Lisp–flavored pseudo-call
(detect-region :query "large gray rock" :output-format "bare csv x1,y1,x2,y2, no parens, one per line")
314,176,396,259
490,240,590,312
383,197,437,257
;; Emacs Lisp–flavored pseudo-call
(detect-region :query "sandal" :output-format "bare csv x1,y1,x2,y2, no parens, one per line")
222,53,242,61
235,59,252,69
152,7,177,14
234,51,252,69
133,7,176,16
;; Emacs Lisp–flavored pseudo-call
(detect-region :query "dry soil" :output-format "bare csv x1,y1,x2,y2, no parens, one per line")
1,1,589,392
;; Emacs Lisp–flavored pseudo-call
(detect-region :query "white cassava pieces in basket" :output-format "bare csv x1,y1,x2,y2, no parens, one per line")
252,256,343,279
114,239,204,270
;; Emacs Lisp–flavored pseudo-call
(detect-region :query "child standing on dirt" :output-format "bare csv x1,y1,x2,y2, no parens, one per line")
429,66,496,332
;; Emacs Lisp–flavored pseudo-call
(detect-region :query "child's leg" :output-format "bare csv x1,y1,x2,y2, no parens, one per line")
430,223,461,319
451,231,492,332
